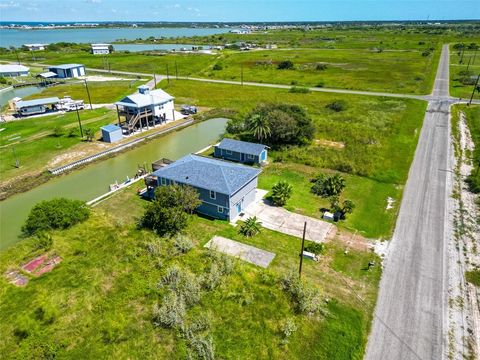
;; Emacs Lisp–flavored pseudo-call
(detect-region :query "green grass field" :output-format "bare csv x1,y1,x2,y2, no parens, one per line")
25,80,143,104
449,47,480,99
0,185,380,359
0,109,116,182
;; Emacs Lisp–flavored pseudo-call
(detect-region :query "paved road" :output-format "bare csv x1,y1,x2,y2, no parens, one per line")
365,44,452,360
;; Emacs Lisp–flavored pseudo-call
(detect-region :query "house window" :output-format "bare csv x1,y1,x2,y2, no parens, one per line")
210,190,216,199
225,150,232,155
247,154,254,159
217,206,224,213
161,177,166,185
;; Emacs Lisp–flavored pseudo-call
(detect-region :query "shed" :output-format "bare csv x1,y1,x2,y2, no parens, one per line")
91,44,110,55
101,124,123,143
148,154,261,220
0,64,30,77
214,138,268,165
323,211,334,221
48,64,85,78
36,71,57,79
15,97,59,116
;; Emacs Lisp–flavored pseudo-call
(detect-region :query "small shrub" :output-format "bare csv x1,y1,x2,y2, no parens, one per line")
152,292,186,328
326,100,347,112
304,242,324,255
52,126,64,137
239,216,262,237
33,232,53,251
281,318,297,344
84,128,94,141
421,50,431,57
212,63,223,71
186,334,215,360
315,63,327,71
160,266,201,306
67,128,78,138
271,181,293,206
289,86,310,94
202,263,222,291
315,81,325,88
277,60,294,70
466,270,480,287
22,198,90,236
281,272,322,314
311,173,346,198
173,234,194,254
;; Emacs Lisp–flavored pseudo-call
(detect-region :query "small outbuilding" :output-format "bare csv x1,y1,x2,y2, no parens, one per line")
15,97,59,116
0,64,30,77
101,124,123,143
91,44,110,55
214,138,268,165
23,43,47,51
48,64,85,78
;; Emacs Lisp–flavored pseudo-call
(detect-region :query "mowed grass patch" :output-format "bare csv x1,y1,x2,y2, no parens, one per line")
449,47,480,99
0,199,381,359
258,163,401,239
26,80,143,104
202,48,439,94
0,109,116,182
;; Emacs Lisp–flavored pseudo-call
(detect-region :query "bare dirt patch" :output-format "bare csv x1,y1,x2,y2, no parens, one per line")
315,139,345,149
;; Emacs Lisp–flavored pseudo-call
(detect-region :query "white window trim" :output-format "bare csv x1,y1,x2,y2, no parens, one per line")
247,154,255,159
210,190,216,199
217,206,224,213
225,149,232,155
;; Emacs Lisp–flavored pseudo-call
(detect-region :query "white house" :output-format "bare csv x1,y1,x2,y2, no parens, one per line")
115,86,180,134
0,64,30,77
91,43,110,55
23,43,47,51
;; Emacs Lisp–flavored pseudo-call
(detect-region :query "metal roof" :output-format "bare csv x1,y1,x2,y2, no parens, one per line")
115,88,174,108
0,64,29,73
152,154,261,195
101,124,122,133
37,71,57,78
216,138,267,156
48,63,84,70
15,97,59,108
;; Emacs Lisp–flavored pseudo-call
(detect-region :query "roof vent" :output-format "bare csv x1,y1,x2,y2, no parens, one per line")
138,85,150,95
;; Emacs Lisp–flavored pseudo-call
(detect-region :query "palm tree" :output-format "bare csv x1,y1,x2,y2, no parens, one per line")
271,181,293,206
247,114,271,142
84,128,94,142
239,216,262,237
326,174,345,196
340,199,355,219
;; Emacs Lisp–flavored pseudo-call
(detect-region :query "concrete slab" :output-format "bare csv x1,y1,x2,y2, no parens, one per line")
204,236,275,268
235,189,334,243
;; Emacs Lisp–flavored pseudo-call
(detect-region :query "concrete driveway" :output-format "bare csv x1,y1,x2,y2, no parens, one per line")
235,189,334,243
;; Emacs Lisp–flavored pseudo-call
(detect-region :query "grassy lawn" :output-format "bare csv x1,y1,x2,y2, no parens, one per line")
25,80,144,104
0,185,381,359
449,47,480,99
199,48,439,94
0,108,116,182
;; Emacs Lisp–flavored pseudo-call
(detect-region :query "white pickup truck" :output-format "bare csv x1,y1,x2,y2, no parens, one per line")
56,97,85,112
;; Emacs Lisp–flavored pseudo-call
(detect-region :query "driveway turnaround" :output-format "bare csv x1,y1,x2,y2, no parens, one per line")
238,190,334,243
365,44,452,360
205,236,275,268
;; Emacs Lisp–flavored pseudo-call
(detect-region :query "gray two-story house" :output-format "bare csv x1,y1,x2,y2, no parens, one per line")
149,154,261,221
214,138,268,165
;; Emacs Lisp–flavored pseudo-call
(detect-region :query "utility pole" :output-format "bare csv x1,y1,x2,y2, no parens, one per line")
166,64,170,83
298,222,307,278
83,79,93,110
12,145,20,168
460,47,465,64
15,51,20,65
153,72,157,88
75,103,84,137
175,60,179,80
466,57,471,72
240,63,244,86
468,74,480,105
473,48,478,65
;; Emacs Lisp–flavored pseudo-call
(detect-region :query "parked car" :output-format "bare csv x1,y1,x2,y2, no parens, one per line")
180,105,197,115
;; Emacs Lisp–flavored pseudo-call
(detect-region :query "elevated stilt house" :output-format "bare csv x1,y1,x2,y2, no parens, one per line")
114,86,176,135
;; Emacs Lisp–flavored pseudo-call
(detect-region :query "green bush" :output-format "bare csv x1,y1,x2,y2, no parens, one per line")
466,270,480,287
271,181,293,206
173,234,194,253
152,292,186,328
289,86,310,94
212,63,223,71
304,242,325,255
239,216,262,237
311,173,346,198
280,272,322,314
326,100,347,112
277,60,294,70
22,198,90,236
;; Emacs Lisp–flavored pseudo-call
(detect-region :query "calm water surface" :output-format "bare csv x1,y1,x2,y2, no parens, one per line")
0,118,227,251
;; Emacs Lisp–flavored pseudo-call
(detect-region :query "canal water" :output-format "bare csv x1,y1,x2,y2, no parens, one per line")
0,117,227,251
0,86,43,107
0,27,230,48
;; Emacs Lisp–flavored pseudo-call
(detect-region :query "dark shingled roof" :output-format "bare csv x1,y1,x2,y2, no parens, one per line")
216,138,267,157
152,154,261,195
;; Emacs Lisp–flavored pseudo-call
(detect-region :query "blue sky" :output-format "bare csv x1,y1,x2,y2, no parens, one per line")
0,0,479,22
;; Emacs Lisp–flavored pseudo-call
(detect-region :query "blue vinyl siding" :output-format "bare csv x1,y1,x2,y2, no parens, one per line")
214,146,266,165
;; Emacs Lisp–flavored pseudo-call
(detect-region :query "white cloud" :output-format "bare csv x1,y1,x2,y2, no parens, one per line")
84,0,101,3
26,6,39,12
187,7,200,13
0,1,20,9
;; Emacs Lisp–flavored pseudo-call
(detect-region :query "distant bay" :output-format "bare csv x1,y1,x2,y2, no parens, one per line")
0,27,231,48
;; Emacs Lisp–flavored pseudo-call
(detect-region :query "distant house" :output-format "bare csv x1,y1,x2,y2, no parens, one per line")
23,43,47,51
101,124,123,143
214,138,268,165
148,154,261,220
115,85,178,134
48,64,85,78
0,64,30,77
91,43,110,55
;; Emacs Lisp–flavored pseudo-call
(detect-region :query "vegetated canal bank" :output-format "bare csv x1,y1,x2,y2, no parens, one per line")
0,117,227,251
